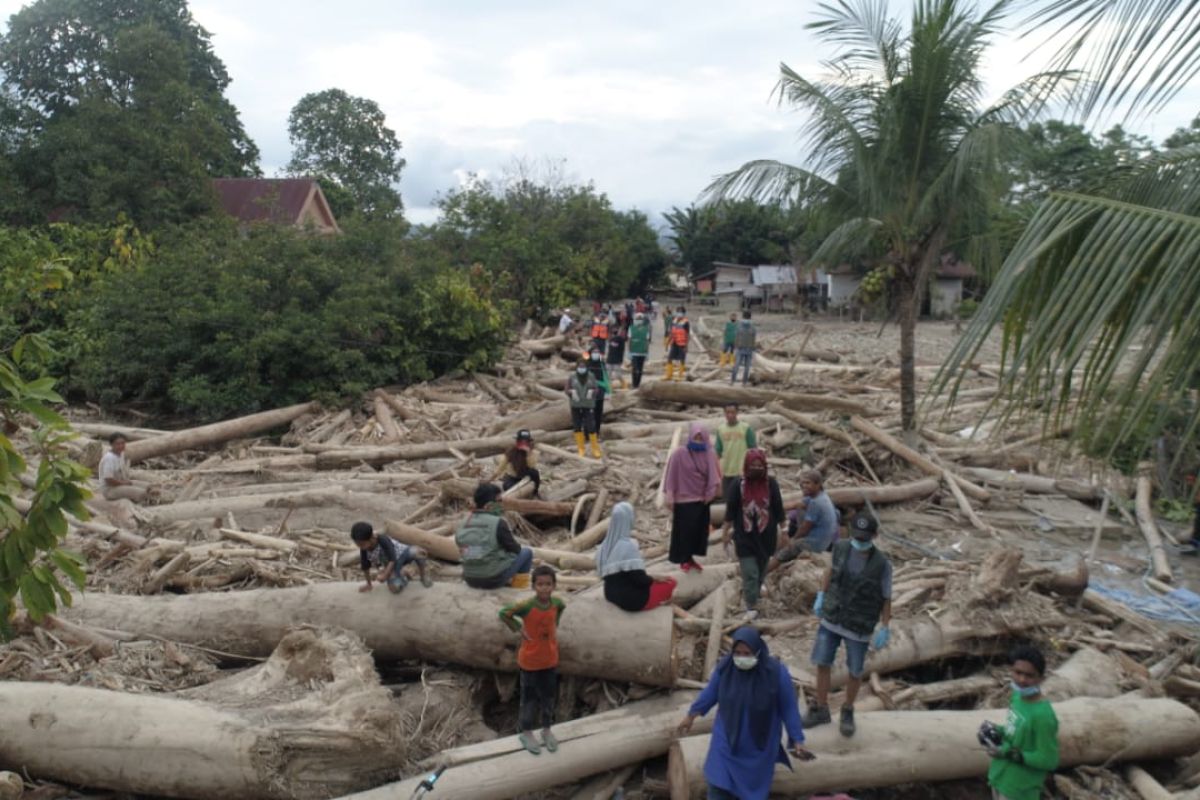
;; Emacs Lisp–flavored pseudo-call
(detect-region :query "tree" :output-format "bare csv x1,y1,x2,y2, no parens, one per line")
1164,114,1200,150
286,89,405,220
708,0,1061,430
664,201,794,278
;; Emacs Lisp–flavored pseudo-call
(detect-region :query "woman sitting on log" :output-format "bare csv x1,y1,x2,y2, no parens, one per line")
664,422,722,572
491,429,541,497
596,502,676,612
677,627,813,800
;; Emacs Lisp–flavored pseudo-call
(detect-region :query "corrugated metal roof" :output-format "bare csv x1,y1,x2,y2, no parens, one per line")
752,265,797,285
212,178,321,226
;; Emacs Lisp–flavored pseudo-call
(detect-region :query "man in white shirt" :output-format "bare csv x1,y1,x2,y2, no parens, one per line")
98,433,155,502
557,308,574,335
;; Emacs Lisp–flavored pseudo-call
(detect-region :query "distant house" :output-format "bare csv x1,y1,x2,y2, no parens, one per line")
693,262,753,296
819,263,863,308
929,255,977,317
212,178,340,234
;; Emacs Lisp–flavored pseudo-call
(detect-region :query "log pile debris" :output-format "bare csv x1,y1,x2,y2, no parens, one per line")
3,313,1199,800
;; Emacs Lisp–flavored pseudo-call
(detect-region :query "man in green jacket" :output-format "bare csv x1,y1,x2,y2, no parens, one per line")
981,644,1060,800
715,404,756,500
455,483,533,589
627,313,651,388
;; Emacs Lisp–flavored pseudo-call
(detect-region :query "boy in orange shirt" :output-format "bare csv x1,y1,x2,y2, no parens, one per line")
499,564,566,755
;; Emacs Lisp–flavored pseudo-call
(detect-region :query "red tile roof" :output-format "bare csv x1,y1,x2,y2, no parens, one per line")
212,178,337,230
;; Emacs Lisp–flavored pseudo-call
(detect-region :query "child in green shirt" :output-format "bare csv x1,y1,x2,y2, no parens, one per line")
981,644,1059,800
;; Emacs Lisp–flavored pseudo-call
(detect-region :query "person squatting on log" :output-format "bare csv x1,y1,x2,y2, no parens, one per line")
721,449,784,622
730,310,757,386
628,312,651,389
716,404,757,501
455,483,534,590
351,522,432,593
665,306,690,382
607,312,628,390
767,470,839,574
720,312,738,368
492,429,541,496
565,357,603,459
979,644,1060,800
677,627,814,800
804,512,892,737
596,501,677,612
587,348,612,440
98,433,159,502
664,422,722,573
499,564,566,756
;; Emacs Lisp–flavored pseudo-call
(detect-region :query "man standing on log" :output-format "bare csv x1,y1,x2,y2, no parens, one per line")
565,358,602,458
455,483,534,589
500,565,565,755
586,349,610,448
720,312,738,368
716,404,756,501
665,306,690,382
730,310,757,386
606,312,628,390
589,310,610,356
97,433,157,502
628,312,651,389
557,308,574,336
803,511,892,738
980,644,1060,800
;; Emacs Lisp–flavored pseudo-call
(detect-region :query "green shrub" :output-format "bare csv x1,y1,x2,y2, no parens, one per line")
957,298,978,319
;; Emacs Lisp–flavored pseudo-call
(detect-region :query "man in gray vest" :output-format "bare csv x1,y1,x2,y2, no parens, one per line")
803,511,892,737
455,483,534,589
730,310,757,385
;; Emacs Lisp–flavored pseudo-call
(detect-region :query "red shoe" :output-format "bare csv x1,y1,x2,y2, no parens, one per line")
679,561,693,573
689,560,704,572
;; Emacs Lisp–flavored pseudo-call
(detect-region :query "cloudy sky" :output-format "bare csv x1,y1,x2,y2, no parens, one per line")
3,0,1198,226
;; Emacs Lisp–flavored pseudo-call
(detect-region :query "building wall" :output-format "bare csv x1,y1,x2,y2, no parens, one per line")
298,196,338,234
930,278,963,318
714,266,753,293
827,274,861,307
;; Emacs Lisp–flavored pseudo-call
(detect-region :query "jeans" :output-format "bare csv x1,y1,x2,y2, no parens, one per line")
467,547,533,589
519,667,558,731
811,623,870,678
731,348,753,384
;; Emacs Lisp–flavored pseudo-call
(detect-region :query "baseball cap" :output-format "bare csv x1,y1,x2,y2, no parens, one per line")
515,429,533,449
850,512,879,538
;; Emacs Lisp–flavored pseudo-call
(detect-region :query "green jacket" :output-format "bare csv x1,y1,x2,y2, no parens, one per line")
723,320,738,346
988,693,1060,800
822,540,889,636
628,321,651,356
454,512,515,580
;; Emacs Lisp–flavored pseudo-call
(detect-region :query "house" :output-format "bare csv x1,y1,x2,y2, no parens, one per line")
930,255,977,317
750,265,799,310
212,178,341,234
819,263,863,308
693,262,753,296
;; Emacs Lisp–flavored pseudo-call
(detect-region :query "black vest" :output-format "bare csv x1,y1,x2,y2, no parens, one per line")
823,540,888,636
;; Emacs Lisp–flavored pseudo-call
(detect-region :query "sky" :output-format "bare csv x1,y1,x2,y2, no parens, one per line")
2,0,1198,227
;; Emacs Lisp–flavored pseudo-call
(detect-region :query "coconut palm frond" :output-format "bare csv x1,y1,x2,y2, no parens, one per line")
807,0,904,81
1106,144,1200,214
701,160,837,207
808,216,884,267
934,190,1200,454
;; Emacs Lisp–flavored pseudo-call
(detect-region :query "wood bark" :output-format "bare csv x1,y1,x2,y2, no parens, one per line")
124,402,317,463
64,582,678,685
959,467,1103,502
0,629,406,799
637,381,875,416
708,479,940,526
669,696,1200,799
1135,462,1173,582
518,334,567,357
850,416,990,502
487,393,638,436
1125,766,1174,800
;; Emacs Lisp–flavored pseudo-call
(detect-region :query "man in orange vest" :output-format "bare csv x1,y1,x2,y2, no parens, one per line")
665,306,690,382
590,311,610,357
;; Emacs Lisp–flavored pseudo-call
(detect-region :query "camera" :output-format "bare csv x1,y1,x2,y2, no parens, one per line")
977,720,1003,748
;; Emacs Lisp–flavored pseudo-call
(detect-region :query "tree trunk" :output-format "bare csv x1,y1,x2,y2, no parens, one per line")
312,433,570,469
959,467,1103,502
487,393,638,436
851,416,990,502
636,381,875,416
0,629,407,799
668,696,1200,799
124,402,318,463
1136,461,1173,582
63,582,678,685
898,277,919,431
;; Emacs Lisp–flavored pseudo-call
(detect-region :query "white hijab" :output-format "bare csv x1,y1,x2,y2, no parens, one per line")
596,502,645,577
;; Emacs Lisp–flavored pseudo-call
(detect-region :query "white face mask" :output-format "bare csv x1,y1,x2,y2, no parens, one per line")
733,655,758,671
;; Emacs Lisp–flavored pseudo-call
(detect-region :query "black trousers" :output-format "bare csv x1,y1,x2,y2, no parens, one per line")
594,394,606,435
570,407,596,435
1194,503,1200,541
502,469,541,495
519,667,558,731
630,354,647,387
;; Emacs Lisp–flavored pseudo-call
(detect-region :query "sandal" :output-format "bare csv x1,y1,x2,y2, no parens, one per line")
518,732,541,755
541,729,558,753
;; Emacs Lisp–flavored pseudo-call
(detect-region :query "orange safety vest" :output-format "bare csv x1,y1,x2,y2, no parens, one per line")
591,321,609,340
670,319,690,346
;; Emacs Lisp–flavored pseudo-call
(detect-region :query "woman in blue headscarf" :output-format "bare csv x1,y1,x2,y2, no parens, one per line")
677,627,813,799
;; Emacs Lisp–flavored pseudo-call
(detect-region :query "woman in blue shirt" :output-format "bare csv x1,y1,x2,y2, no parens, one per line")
677,627,814,799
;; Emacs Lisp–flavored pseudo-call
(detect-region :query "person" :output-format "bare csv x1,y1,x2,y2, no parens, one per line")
722,450,785,621
980,644,1060,800
455,483,534,589
715,404,757,501
803,511,892,738
596,502,677,611
664,422,722,572
665,306,691,382
491,429,541,496
606,313,628,390
97,433,157,502
565,357,602,458
587,348,611,440
677,627,814,800
499,564,566,755
351,521,432,593
663,305,675,350
589,310,610,356
768,470,840,573
557,308,574,336
720,312,738,368
627,312,652,389
731,311,757,386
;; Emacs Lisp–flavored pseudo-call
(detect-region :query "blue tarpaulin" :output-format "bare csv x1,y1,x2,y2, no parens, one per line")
1091,582,1200,626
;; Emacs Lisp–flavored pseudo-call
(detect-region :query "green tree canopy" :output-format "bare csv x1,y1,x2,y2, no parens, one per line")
286,89,405,220
664,200,794,278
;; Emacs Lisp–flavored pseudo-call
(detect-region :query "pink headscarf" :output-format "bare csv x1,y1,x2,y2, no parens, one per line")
663,422,722,504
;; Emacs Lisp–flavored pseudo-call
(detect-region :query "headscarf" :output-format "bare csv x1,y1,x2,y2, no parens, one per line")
740,448,771,534
663,423,721,504
596,502,645,577
715,626,781,751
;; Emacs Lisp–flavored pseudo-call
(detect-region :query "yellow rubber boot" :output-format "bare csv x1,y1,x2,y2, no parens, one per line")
620,378,629,390
509,572,530,589
574,431,586,456
676,364,687,382
589,433,603,458
664,362,675,381
719,352,728,367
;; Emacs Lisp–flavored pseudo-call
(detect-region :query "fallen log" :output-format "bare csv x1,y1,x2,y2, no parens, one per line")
487,393,638,436
517,334,567,357
313,432,569,469
70,422,170,441
437,478,576,517
0,629,406,799
960,467,1103,502
668,696,1200,799
64,582,678,685
708,479,941,525
850,416,990,502
124,402,318,463
1135,462,1173,583
638,381,876,416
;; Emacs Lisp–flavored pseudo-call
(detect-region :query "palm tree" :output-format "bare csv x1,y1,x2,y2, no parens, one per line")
934,2,1200,460
707,0,1063,430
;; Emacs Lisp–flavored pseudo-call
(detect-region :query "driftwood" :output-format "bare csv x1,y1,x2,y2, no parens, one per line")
638,381,875,416
960,467,1103,502
124,402,317,463
1135,461,1172,583
708,479,941,526
313,433,563,469
487,393,638,436
850,416,990,502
